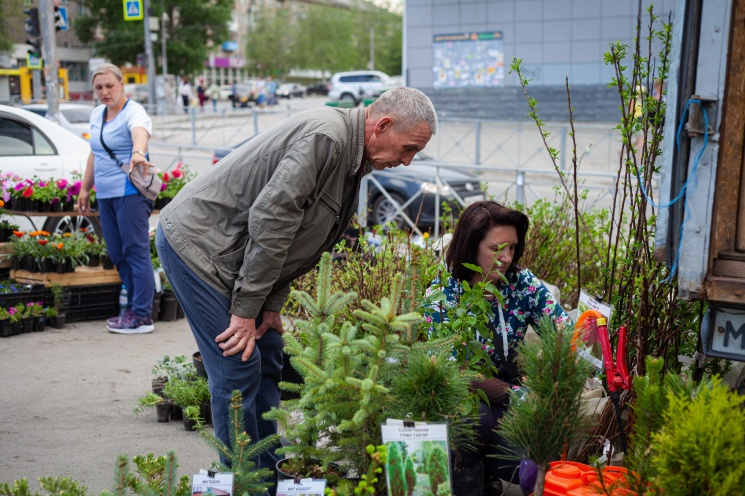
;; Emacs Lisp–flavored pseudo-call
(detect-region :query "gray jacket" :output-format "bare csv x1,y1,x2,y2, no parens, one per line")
159,107,369,318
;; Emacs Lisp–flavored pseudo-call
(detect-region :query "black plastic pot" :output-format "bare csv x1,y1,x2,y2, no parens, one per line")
11,321,22,335
22,255,35,272
193,351,208,379
39,201,51,213
55,261,67,273
0,320,11,338
151,292,161,323
39,258,53,273
170,403,183,421
156,401,171,423
87,254,100,267
159,291,178,321
276,459,348,481
53,313,66,329
200,402,212,425
152,378,167,397
21,317,34,333
102,256,114,270
452,460,485,496
183,410,198,431
33,316,45,332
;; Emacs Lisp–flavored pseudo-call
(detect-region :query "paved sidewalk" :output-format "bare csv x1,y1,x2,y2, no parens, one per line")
0,318,215,493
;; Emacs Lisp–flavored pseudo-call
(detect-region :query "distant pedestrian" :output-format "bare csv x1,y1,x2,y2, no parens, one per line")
197,79,206,112
266,76,277,106
255,77,266,108
178,76,192,114
231,80,238,108
207,81,220,112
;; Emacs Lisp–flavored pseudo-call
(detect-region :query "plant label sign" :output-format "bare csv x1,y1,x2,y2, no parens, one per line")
578,289,613,321
276,479,326,495
191,472,233,496
381,420,452,496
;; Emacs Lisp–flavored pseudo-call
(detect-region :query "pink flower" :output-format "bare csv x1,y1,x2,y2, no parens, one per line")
22,186,33,198
56,179,68,189
160,183,168,192
67,181,81,197
528,286,535,292
425,315,432,323
38,181,47,188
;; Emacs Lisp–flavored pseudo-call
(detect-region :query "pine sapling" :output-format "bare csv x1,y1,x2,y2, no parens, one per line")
496,317,593,496
201,391,278,495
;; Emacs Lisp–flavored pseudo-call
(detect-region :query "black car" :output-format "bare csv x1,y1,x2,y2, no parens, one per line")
212,142,484,229
305,82,330,96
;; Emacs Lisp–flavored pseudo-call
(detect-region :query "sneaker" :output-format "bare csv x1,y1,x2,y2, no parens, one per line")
107,313,154,334
107,309,133,326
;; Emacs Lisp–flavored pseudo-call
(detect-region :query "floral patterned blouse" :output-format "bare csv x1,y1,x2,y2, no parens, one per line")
424,268,572,367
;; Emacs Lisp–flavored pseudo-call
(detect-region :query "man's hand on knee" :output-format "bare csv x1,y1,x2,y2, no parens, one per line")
256,310,284,339
216,315,256,361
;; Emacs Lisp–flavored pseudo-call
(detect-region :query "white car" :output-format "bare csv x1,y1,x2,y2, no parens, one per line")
21,103,94,141
0,105,97,234
328,70,390,106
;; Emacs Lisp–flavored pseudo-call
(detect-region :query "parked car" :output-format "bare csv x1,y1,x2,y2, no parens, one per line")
276,83,305,99
305,82,330,96
123,83,148,104
371,75,404,98
20,103,94,141
328,70,390,106
212,140,483,229
0,105,100,235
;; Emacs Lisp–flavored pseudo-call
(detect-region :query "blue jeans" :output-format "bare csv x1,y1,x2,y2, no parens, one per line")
155,225,283,477
98,194,154,318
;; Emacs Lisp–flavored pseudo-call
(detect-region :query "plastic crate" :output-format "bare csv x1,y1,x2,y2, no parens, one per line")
52,283,120,323
0,284,47,308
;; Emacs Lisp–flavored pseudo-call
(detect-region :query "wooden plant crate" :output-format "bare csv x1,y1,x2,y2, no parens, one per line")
0,243,11,269
10,266,121,287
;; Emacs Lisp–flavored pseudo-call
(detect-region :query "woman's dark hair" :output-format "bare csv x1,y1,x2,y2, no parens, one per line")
446,200,529,281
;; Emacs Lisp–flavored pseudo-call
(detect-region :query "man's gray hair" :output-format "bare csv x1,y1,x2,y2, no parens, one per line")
369,87,438,135
91,63,124,84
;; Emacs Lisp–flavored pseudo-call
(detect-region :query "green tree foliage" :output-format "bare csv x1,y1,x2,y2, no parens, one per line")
247,1,402,79
404,456,416,496
75,0,232,75
386,442,407,496
496,317,594,496
426,444,449,495
0,0,23,53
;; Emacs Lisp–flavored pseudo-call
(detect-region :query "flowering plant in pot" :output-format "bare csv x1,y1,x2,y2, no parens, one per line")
0,199,19,242
156,163,194,209
25,301,45,331
0,306,12,337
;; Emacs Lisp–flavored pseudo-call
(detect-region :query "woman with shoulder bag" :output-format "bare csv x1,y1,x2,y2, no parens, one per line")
425,201,572,495
77,63,156,335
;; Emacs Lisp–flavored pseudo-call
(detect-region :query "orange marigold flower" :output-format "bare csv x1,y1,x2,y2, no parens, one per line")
0,199,4,208
56,243,64,249
62,233,73,237
29,231,38,237
39,230,50,236
38,239,48,245
12,230,25,237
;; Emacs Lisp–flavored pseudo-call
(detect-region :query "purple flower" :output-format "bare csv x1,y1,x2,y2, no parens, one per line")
160,183,168,192
56,179,68,189
38,181,47,188
67,181,81,197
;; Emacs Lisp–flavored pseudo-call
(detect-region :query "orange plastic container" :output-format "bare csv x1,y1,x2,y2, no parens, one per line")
542,461,634,495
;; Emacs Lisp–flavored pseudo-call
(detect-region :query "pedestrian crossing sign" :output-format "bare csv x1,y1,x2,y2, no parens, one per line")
123,0,143,21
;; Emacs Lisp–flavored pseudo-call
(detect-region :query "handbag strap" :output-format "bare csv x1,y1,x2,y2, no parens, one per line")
100,107,123,167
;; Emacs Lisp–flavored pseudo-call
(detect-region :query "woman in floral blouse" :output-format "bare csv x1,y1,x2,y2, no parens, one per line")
425,200,571,494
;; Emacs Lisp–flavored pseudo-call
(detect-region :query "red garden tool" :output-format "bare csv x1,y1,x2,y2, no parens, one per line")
576,311,632,454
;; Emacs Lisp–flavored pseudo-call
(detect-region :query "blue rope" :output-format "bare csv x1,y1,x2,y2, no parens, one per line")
633,98,709,283
635,98,708,208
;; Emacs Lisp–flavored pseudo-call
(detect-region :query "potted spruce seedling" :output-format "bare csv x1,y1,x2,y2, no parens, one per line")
182,405,204,431
266,253,466,491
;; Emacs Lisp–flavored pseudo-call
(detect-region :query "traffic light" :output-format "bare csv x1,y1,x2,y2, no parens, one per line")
23,8,40,37
27,38,41,58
